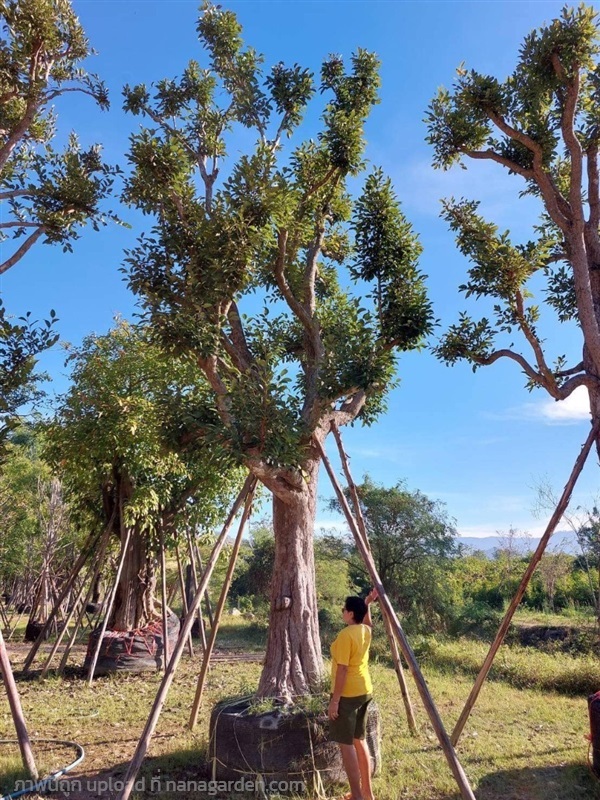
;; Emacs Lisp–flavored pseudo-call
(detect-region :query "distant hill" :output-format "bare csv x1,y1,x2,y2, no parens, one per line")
457,530,580,556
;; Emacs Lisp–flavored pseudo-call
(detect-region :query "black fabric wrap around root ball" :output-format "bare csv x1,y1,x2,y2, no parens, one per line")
83,608,180,674
209,695,380,788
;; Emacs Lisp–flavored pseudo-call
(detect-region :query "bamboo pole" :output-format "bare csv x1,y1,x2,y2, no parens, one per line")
451,420,599,746
0,628,38,779
41,564,92,678
167,579,178,607
0,599,10,635
117,475,256,800
87,527,133,685
316,437,476,800
194,542,215,628
159,529,170,672
57,528,112,675
189,484,255,729
23,526,104,672
331,423,418,736
7,605,27,641
175,544,195,658
186,529,208,651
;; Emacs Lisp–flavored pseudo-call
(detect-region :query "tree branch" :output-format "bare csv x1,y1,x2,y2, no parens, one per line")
464,148,534,179
587,140,600,230
196,354,235,428
0,226,45,274
0,221,40,229
332,390,368,428
0,99,39,173
45,87,102,104
274,229,315,332
226,302,254,370
514,289,558,392
551,53,584,223
0,189,37,201
555,373,599,399
475,348,553,392
555,361,584,378
486,108,571,232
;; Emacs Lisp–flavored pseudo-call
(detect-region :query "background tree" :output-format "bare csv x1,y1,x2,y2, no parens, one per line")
0,0,117,439
230,523,352,625
0,423,78,618
327,476,459,632
122,3,433,697
47,321,242,632
427,5,600,450
537,549,572,612
575,505,600,619
493,526,532,595
0,307,57,449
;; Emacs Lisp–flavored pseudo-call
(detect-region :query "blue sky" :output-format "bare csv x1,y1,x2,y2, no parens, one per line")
2,0,598,539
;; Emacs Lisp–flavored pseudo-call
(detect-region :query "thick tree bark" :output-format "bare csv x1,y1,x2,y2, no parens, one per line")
257,457,324,698
109,526,157,630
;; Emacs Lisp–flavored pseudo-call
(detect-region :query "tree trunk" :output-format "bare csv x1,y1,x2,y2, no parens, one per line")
109,526,157,630
257,458,324,698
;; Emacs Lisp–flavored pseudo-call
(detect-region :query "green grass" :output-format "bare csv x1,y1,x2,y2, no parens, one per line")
1,618,599,800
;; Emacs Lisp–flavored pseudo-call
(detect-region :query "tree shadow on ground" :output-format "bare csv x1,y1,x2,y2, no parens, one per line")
475,762,598,800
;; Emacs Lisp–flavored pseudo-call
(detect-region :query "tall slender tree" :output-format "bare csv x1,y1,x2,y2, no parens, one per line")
427,6,600,444
123,2,433,697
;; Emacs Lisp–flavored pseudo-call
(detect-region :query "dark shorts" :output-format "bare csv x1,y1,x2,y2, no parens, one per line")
329,693,372,745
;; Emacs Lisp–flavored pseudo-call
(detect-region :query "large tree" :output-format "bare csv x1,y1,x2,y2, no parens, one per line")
327,476,459,631
0,0,117,437
47,321,242,631
427,5,600,445
122,2,433,697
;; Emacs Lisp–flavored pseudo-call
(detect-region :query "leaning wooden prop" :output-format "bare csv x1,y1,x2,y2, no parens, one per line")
0,627,38,781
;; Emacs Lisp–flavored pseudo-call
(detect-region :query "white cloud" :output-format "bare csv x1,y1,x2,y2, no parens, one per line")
538,386,590,422
485,385,590,426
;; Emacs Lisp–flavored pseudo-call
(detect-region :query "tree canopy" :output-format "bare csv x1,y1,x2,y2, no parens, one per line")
122,1,434,499
46,320,243,541
0,0,118,447
327,476,459,631
426,4,600,420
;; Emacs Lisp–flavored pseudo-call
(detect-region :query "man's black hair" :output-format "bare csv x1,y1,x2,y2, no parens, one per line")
344,595,367,623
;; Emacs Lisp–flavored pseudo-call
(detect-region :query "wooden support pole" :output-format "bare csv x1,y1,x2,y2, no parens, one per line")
167,580,178,608
316,438,476,800
187,530,208,652
87,527,133,686
331,423,418,737
194,543,215,628
160,529,170,672
7,605,27,641
451,421,599,746
117,475,256,800
57,528,112,675
0,628,38,780
41,563,92,678
189,485,255,729
23,525,104,672
175,544,195,659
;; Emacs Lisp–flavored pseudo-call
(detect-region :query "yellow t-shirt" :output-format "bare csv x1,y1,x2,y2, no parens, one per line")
330,623,372,697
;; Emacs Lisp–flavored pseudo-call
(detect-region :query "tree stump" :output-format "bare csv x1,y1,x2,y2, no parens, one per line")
209,696,380,790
